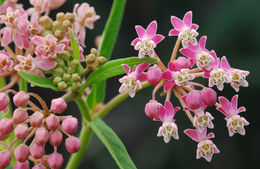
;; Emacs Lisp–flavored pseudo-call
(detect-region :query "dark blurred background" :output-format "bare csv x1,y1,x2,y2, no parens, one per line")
25,0,260,168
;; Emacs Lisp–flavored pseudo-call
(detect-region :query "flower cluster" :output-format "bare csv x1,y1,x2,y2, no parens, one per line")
0,0,101,92
119,11,249,162
0,90,80,169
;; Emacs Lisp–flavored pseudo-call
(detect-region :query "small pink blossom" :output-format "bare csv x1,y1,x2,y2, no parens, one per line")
0,0,22,14
216,95,249,136
193,111,214,131
73,3,100,46
0,50,13,73
157,101,180,143
28,0,49,16
169,11,199,48
184,128,219,162
131,21,165,58
119,63,150,98
48,0,66,10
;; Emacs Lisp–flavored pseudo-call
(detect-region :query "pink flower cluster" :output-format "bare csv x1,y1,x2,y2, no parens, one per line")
119,11,250,162
0,91,80,169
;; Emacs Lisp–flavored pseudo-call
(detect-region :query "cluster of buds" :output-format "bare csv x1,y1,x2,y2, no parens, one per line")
85,48,107,70
0,0,100,93
0,91,80,169
119,11,249,162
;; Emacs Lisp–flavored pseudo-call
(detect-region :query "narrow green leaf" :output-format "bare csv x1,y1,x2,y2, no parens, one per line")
68,28,80,61
84,57,158,87
86,85,96,110
88,117,137,169
18,71,58,91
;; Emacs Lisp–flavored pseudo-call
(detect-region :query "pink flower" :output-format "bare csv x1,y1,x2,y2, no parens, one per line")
73,3,100,46
168,56,195,72
193,111,214,132
0,0,22,14
0,50,13,73
48,0,66,10
216,95,249,136
220,56,249,92
0,7,29,49
131,21,164,58
119,63,150,98
28,0,49,16
157,101,180,143
184,128,219,162
169,11,199,48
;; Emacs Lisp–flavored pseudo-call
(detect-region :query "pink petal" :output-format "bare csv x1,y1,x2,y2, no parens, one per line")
199,36,207,50
137,73,147,82
164,101,175,118
151,34,164,44
170,16,184,31
163,81,175,91
216,106,229,117
36,59,57,71
32,36,44,45
131,38,141,46
191,24,199,30
180,48,196,59
221,56,231,70
158,106,167,122
218,97,232,116
13,31,23,49
162,71,173,80
184,129,200,142
207,132,215,139
146,21,157,38
168,29,180,36
231,95,238,110
56,44,65,54
209,50,219,68
79,27,86,47
1,28,12,46
135,25,146,38
237,106,246,114
121,64,131,74
136,62,150,74
183,11,192,27
168,61,176,71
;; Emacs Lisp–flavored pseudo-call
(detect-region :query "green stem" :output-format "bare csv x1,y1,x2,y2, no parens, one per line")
97,82,150,118
65,123,93,169
19,77,27,92
75,97,91,121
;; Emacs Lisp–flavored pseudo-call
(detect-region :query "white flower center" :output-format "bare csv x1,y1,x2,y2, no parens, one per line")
180,29,198,46
196,52,214,70
231,117,244,131
231,72,245,86
196,115,210,128
210,69,227,86
201,143,213,157
175,70,193,86
137,40,155,54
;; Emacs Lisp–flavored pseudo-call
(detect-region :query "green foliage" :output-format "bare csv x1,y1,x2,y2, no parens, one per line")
88,117,137,169
18,71,58,91
68,28,80,61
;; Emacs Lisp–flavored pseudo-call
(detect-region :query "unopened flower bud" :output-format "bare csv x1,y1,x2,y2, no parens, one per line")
62,117,78,134
49,130,63,146
145,100,162,119
183,91,202,110
32,165,46,169
71,59,80,68
13,91,30,107
52,21,62,31
0,133,9,140
0,93,9,112
48,153,64,169
173,57,192,71
46,114,60,130
58,81,67,90
65,136,81,153
54,29,64,39
64,13,74,21
30,111,44,127
62,50,71,61
57,59,65,67
14,161,30,169
51,98,67,114
12,108,28,124
201,88,217,106
15,124,29,139
72,73,80,82
90,48,98,55
63,73,70,82
0,151,11,169
35,127,49,145
97,56,107,65
56,12,65,22
14,145,29,162
86,54,96,64
53,76,63,85
68,67,75,74
147,66,162,86
72,82,81,91
0,118,13,134
62,20,71,30
30,143,45,159
39,16,53,29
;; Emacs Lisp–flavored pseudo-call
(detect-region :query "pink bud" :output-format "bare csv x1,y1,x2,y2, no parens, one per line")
61,117,78,134
0,118,13,135
35,127,49,146
0,151,11,169
32,165,46,169
14,161,30,169
46,114,60,131
30,111,44,127
49,130,63,146
14,145,29,162
50,98,67,114
0,93,9,112
183,91,202,110
146,66,162,86
175,57,192,69
48,153,64,169
15,124,29,139
0,132,9,141
144,100,162,119
13,91,30,107
30,143,45,159
201,88,217,107
12,108,28,124
65,136,81,153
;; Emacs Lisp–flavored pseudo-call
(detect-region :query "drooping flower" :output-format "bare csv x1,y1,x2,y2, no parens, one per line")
131,21,165,58
169,11,199,48
119,63,150,98
0,50,13,73
184,128,220,162
216,95,249,136
193,111,214,131
157,101,180,143
73,3,100,46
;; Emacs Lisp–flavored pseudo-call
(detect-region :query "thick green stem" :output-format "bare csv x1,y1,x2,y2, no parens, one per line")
19,77,27,92
65,123,93,169
75,97,91,121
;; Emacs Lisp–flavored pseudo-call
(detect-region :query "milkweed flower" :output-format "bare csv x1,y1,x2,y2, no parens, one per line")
0,51,13,73
131,21,164,58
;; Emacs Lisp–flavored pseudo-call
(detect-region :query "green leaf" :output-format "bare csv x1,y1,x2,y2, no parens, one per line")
18,71,58,91
86,82,106,110
0,0,3,6
69,28,80,61
88,117,137,169
84,57,158,87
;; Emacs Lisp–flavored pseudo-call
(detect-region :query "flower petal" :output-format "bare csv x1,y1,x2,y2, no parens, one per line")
184,129,200,142
163,81,175,91
146,21,157,38
164,101,175,118
151,34,164,44
168,29,180,36
121,64,131,74
199,36,207,50
135,25,146,38
183,11,192,27
170,16,184,31
221,56,231,70
180,48,196,59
